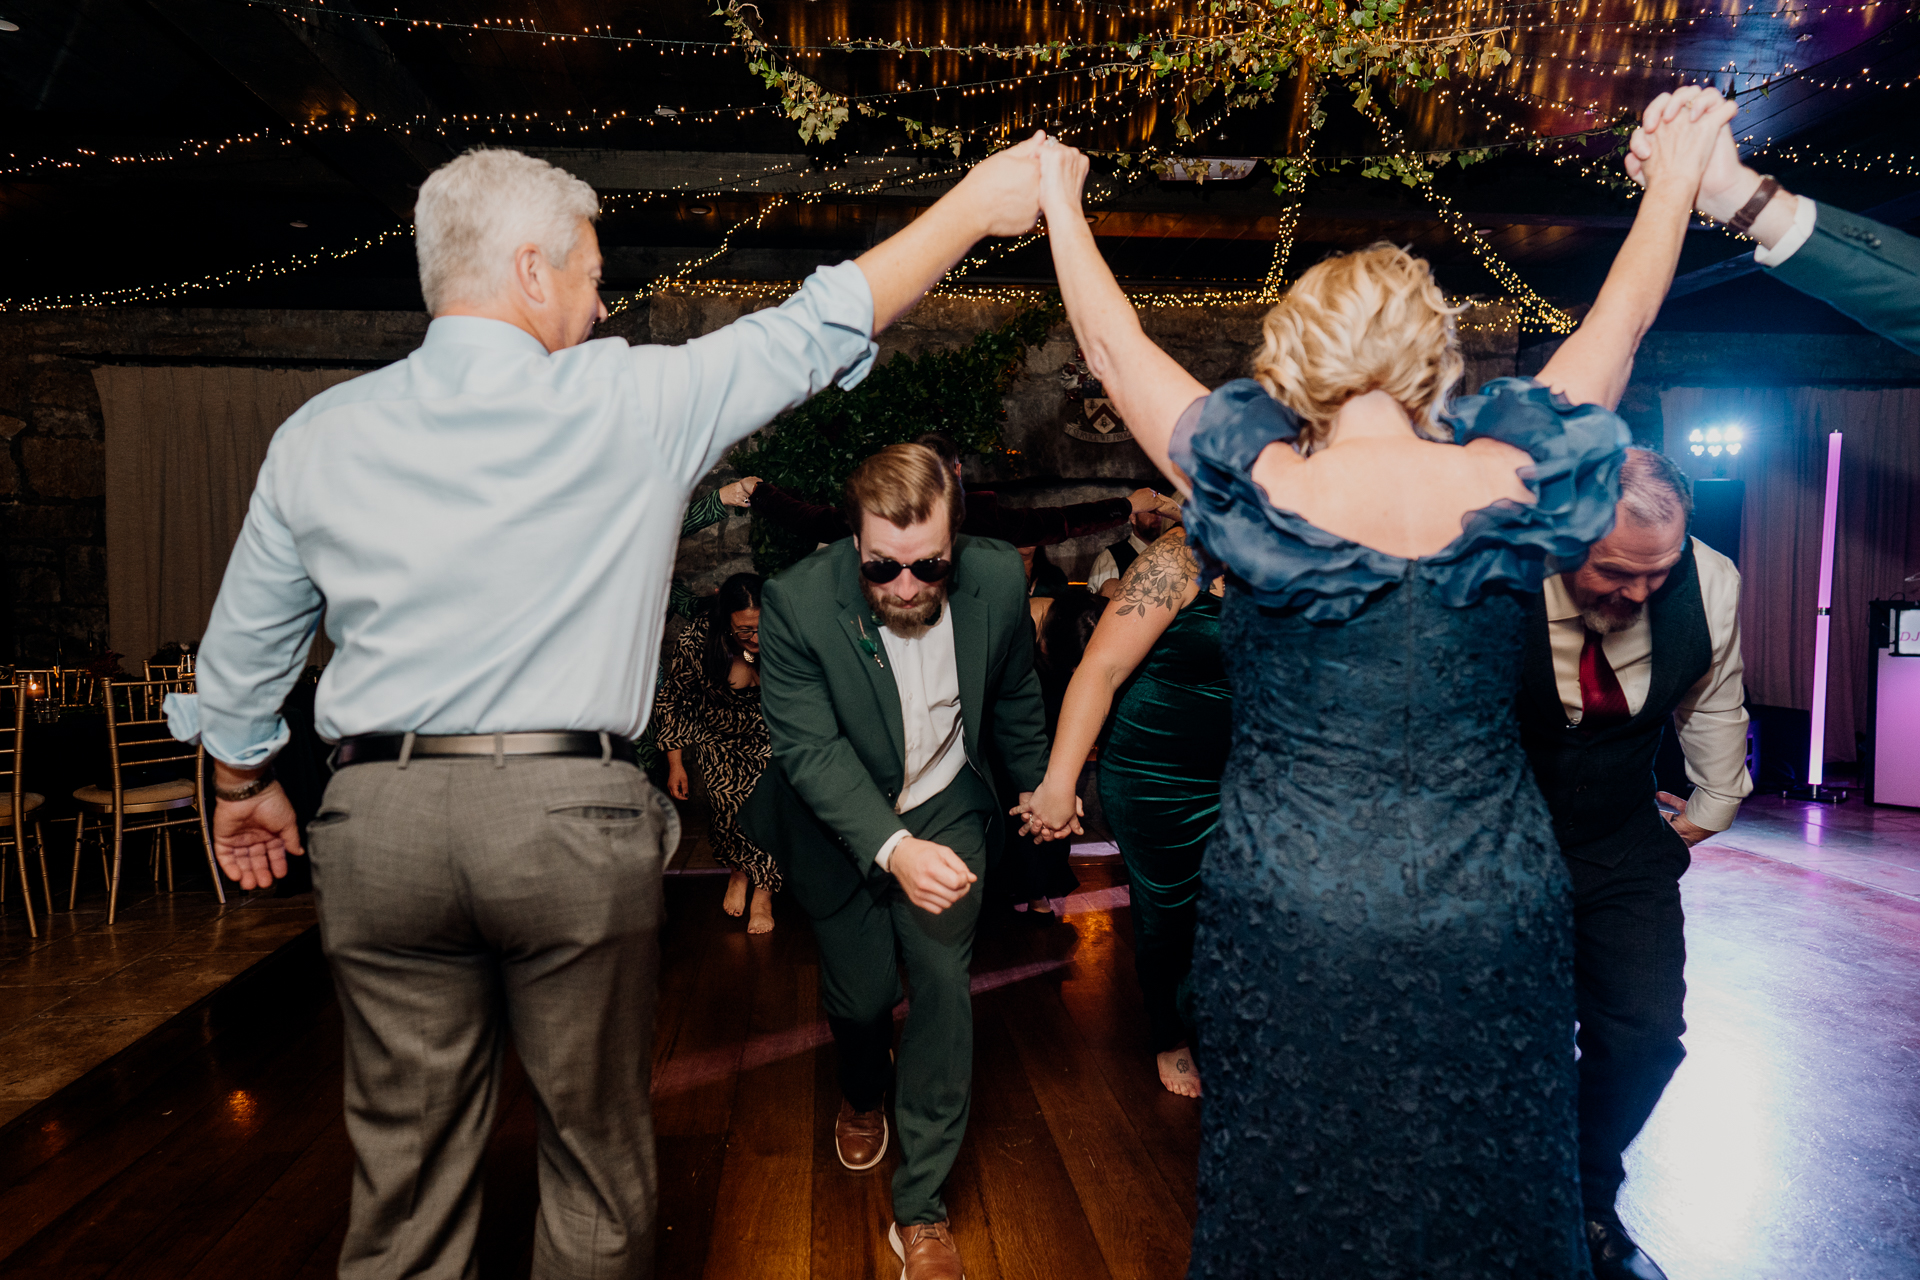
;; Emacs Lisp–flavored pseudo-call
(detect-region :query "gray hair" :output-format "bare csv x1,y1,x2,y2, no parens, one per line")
1618,447,1693,528
414,149,600,314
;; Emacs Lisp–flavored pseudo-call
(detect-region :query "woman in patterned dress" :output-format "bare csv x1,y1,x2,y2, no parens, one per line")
653,572,782,934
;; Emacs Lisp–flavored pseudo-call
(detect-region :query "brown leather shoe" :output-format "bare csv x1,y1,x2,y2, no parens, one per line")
889,1220,964,1280
834,1100,888,1171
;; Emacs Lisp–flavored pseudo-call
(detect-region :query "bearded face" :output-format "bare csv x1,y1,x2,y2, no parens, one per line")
861,572,949,637
856,507,955,640
1568,513,1687,635
1578,594,1645,635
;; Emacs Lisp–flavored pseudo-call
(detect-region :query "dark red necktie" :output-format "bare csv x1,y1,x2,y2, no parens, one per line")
1578,628,1631,730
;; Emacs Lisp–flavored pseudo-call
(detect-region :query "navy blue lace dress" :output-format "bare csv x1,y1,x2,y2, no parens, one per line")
1173,377,1627,1279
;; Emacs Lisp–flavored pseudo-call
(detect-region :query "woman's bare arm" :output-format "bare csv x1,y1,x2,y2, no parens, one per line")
1537,88,1736,410
1027,531,1201,832
1039,142,1209,492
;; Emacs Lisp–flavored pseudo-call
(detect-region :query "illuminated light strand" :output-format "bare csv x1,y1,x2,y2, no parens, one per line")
1362,104,1577,334
1,228,408,313
645,276,1538,332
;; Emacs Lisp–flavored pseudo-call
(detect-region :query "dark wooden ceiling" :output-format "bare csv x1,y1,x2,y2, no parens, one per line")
2,0,1916,326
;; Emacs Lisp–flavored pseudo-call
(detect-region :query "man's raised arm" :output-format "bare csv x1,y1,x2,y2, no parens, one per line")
855,134,1046,335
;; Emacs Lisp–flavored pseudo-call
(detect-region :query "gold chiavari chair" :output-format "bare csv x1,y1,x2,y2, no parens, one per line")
1,677,52,937
70,675,222,924
143,657,193,682
16,667,101,714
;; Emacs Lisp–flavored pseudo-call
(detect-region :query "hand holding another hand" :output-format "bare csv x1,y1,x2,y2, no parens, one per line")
1623,86,1739,202
718,476,760,508
889,836,977,914
949,132,1047,239
1012,783,1084,843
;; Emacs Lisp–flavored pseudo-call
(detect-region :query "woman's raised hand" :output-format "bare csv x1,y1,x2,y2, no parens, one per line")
1038,136,1091,223
1623,86,1738,196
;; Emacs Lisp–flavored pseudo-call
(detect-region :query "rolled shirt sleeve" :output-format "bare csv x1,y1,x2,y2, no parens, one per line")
1674,550,1754,832
651,262,878,486
190,458,326,767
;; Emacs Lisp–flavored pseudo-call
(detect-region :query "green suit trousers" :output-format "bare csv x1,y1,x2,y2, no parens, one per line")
810,766,996,1225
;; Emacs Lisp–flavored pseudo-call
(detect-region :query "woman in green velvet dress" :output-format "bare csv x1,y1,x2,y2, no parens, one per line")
1027,525,1229,1096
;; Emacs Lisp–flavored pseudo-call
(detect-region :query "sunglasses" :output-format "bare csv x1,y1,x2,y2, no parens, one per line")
859,557,954,584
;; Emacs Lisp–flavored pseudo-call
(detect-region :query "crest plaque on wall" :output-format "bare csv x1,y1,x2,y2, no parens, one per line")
1064,397,1132,443
1059,348,1133,444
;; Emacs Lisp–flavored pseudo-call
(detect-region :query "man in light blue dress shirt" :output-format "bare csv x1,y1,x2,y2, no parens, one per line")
173,139,1048,1279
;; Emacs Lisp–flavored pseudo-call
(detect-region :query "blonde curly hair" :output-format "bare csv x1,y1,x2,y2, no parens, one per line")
1249,243,1464,452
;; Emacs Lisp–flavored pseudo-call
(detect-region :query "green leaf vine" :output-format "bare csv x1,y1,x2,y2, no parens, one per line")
727,299,1065,574
712,0,1510,162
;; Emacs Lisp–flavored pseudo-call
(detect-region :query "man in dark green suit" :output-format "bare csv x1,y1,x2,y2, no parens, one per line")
1637,98,1920,352
740,443,1058,1280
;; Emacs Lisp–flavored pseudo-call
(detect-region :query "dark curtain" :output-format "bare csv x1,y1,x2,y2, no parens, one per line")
1662,387,1920,762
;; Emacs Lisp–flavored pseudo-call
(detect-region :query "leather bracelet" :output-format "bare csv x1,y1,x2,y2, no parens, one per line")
1726,175,1781,235
214,770,274,803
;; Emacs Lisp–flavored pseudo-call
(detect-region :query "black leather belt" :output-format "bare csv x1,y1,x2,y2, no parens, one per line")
333,731,638,769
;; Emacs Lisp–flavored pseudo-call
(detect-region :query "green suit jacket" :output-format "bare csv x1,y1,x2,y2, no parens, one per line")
1767,203,1920,355
739,534,1050,919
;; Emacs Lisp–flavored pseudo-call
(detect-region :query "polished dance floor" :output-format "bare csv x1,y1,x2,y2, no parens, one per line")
0,800,1915,1279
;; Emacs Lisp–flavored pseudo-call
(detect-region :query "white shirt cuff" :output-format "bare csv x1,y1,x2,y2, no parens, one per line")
1754,195,1817,268
874,828,911,872
1685,790,1742,834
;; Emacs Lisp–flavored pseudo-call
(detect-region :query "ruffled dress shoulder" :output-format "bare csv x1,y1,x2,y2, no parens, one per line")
1171,376,1629,622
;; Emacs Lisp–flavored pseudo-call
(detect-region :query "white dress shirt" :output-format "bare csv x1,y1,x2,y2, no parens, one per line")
169,263,878,766
1086,530,1150,593
1541,536,1753,831
872,604,969,869
1753,195,1818,268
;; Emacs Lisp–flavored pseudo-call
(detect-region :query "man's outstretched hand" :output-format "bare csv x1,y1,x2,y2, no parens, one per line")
212,765,305,891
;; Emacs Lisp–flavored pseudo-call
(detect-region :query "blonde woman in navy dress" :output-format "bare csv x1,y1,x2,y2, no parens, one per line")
1020,91,1736,1277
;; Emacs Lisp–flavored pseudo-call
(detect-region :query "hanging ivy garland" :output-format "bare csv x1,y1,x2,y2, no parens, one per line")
728,298,1064,575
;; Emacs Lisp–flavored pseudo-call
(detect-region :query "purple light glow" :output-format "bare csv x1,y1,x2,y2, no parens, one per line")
1808,432,1843,788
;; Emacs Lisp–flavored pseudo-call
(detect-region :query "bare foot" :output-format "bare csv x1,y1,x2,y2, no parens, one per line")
1157,1046,1202,1097
722,869,749,917
747,886,775,934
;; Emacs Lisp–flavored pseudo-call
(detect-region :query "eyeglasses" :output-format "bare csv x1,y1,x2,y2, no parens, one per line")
859,557,953,584
731,626,759,640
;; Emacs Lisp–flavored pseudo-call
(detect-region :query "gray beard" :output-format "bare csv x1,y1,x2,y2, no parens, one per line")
1579,600,1644,635
862,576,947,638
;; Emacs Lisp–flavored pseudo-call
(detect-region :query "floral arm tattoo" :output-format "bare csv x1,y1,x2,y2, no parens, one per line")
1112,531,1200,617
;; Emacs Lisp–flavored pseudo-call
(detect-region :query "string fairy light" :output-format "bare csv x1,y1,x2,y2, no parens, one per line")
0,228,408,313
14,0,1904,319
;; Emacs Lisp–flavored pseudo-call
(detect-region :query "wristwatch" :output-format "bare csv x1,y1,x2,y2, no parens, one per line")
214,768,275,803
1726,175,1782,236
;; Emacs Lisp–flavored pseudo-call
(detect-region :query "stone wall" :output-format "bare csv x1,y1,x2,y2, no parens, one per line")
6,294,1916,663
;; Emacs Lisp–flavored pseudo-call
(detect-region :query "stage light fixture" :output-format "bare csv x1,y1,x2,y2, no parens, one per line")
1689,425,1745,457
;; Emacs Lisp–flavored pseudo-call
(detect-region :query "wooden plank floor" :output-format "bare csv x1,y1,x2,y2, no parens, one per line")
6,827,1920,1278
0,861,1201,1279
